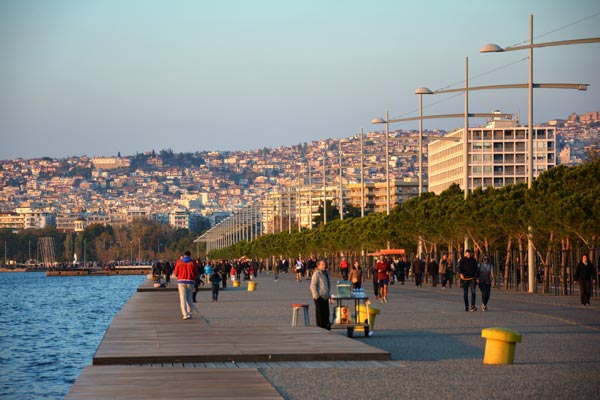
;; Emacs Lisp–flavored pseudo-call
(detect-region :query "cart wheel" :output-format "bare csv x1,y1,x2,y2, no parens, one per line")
347,327,354,338
364,326,370,337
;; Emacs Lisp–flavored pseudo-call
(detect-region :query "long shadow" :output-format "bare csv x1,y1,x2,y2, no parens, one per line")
354,329,482,361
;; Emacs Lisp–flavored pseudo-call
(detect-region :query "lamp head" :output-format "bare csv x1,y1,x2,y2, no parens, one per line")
480,43,504,53
371,117,386,124
414,87,433,95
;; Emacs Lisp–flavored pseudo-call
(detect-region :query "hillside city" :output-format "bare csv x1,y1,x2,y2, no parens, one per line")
1,111,598,235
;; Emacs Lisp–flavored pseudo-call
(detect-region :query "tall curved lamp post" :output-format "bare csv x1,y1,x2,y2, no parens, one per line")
480,14,600,293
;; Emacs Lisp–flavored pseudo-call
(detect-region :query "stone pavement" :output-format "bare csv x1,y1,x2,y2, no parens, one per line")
198,271,600,400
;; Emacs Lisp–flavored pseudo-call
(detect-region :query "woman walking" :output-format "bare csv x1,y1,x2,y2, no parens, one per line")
575,254,596,306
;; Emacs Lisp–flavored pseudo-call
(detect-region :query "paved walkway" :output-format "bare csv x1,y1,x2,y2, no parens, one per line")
68,271,600,399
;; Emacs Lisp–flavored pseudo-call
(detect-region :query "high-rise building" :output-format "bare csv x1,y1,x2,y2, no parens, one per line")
428,117,556,194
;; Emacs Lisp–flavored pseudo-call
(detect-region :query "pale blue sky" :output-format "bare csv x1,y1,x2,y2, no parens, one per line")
1,0,599,160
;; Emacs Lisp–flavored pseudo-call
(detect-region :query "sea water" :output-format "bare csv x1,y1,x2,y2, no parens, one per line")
0,272,145,399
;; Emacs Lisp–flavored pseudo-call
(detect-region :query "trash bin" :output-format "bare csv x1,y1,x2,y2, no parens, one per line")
247,281,257,291
355,304,380,334
232,280,240,287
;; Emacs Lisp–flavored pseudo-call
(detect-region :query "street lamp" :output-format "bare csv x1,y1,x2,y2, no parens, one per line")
370,110,391,214
415,87,433,195
480,14,600,293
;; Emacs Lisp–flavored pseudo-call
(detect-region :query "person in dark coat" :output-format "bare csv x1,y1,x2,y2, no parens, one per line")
412,255,424,287
458,249,479,312
574,254,596,306
428,256,439,287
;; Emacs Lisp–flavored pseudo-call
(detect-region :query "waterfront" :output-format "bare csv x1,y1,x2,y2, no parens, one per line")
0,272,145,399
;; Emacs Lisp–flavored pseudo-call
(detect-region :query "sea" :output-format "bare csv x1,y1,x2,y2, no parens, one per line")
0,272,145,399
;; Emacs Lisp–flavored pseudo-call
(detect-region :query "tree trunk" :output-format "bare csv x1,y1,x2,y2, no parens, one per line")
517,237,524,292
505,237,512,290
561,238,568,296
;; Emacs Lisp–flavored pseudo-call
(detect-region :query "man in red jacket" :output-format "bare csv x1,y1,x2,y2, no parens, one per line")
174,251,198,320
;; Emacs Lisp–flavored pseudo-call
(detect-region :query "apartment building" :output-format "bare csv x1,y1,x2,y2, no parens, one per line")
428,118,556,194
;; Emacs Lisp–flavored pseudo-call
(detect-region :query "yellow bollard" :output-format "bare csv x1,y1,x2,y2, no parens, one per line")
232,280,240,287
247,281,257,291
481,327,522,364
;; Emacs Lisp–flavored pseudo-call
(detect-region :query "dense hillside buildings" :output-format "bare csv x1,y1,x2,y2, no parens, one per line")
0,111,597,238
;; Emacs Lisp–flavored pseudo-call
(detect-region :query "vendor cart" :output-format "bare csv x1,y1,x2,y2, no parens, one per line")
330,290,371,338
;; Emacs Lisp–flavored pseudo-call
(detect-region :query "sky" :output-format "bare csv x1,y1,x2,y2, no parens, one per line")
1,0,599,160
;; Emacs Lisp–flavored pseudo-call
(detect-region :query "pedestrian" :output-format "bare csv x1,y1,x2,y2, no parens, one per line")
439,253,448,288
446,258,454,289
477,255,495,311
574,254,596,306
274,259,281,281
376,256,391,302
210,269,222,302
310,259,332,330
396,255,408,285
372,258,380,298
295,258,304,282
220,262,228,289
203,261,213,286
428,256,439,287
163,261,172,286
340,257,349,281
348,260,363,289
174,251,199,320
306,256,317,280
412,255,424,287
458,249,478,312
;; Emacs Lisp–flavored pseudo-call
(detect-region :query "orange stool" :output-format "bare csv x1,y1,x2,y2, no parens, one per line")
291,304,310,326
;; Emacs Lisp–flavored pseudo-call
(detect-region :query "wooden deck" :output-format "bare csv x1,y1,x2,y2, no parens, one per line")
67,277,390,398
66,367,282,399
93,290,389,365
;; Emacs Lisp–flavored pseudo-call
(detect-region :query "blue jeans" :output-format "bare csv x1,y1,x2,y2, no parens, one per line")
479,282,491,306
462,279,477,309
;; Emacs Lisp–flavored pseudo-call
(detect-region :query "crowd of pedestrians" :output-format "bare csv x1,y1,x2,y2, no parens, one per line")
164,248,595,324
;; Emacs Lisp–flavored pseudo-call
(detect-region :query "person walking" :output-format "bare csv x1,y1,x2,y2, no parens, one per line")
574,254,596,306
376,256,391,302
396,255,408,285
295,258,304,282
412,255,424,287
174,251,199,320
439,253,448,288
477,255,495,311
348,260,363,290
340,257,349,281
210,269,222,302
458,249,478,312
428,256,439,287
310,259,332,330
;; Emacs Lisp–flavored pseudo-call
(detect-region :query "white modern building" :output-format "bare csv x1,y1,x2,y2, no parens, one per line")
428,117,556,194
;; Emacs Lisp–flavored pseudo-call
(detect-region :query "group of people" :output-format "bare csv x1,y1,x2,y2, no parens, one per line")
151,260,173,287
456,249,495,312
172,249,596,326
410,254,454,288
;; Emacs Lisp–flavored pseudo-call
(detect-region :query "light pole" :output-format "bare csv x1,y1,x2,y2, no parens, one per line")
414,87,434,195
369,111,391,214
480,14,600,293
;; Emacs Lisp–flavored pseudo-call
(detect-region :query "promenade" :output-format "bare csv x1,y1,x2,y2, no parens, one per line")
67,271,600,400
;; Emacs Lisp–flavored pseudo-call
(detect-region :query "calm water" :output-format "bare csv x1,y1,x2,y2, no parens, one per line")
0,272,145,399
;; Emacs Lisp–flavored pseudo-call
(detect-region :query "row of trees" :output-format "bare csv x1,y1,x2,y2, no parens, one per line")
209,159,600,293
0,220,203,267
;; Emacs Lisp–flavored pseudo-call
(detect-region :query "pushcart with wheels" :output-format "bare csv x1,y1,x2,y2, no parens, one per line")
330,291,370,338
